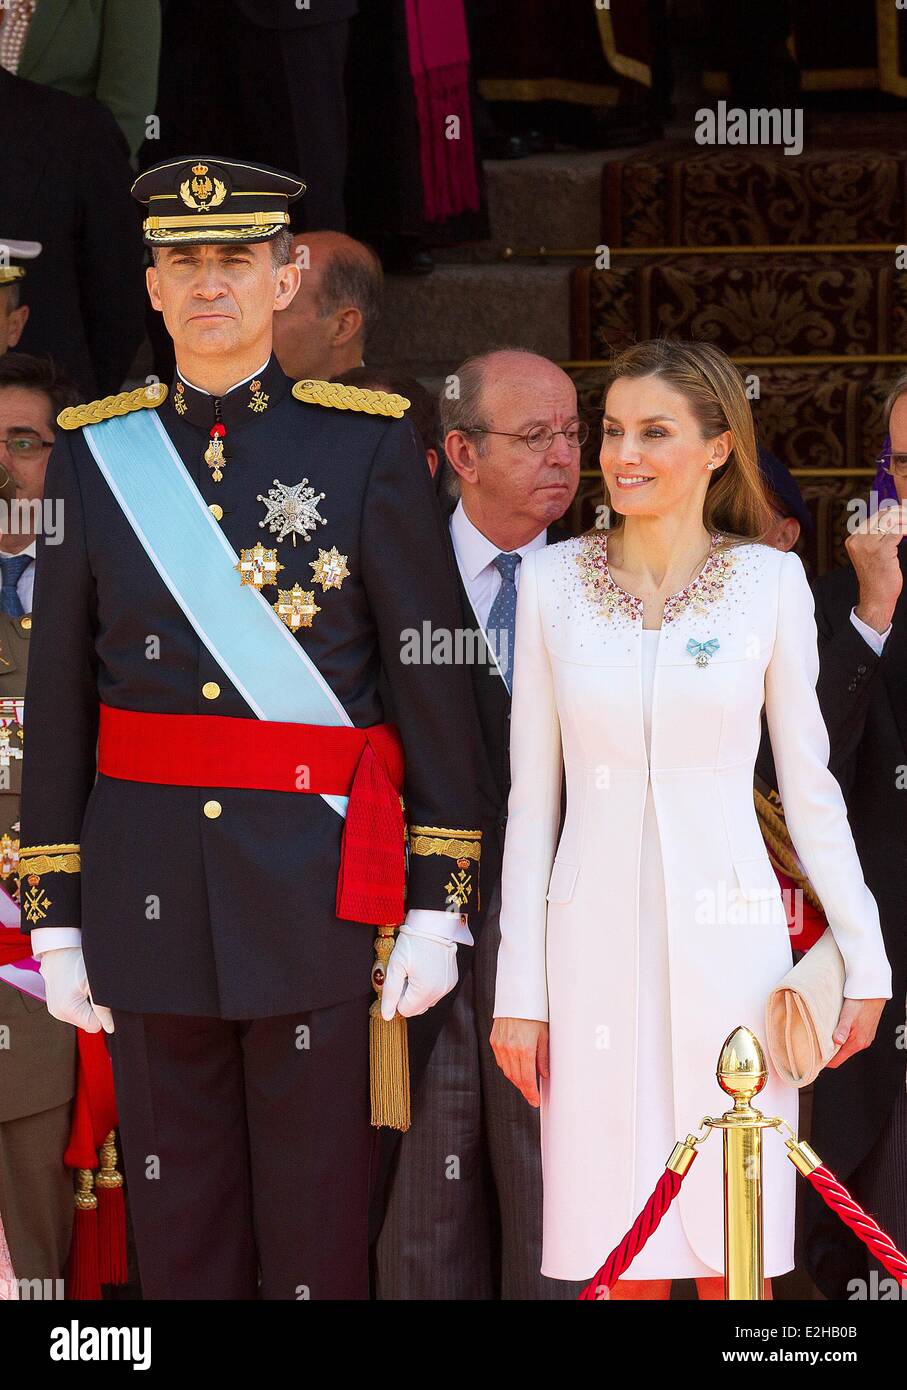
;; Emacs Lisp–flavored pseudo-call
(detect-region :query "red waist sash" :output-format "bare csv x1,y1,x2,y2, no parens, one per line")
97,703,406,925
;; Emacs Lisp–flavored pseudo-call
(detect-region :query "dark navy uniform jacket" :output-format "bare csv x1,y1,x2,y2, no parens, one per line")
20,353,492,1019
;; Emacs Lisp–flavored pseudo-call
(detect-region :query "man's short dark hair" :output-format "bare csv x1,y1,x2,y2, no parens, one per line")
0,281,21,313
151,231,294,270
315,245,383,346
0,351,81,422
331,368,438,455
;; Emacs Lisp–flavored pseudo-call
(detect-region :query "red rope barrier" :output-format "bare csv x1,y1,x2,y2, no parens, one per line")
805,1163,907,1288
578,1166,684,1300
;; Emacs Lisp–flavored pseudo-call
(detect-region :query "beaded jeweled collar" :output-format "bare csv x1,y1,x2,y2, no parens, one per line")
576,530,736,623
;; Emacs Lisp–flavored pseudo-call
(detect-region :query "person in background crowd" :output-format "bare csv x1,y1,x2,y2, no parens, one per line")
0,351,80,1298
332,367,442,484
272,233,383,384
0,0,161,162
146,0,351,231
375,349,583,1299
0,242,38,357
0,68,145,397
345,0,489,273
469,0,665,154
800,377,907,1299
757,445,813,553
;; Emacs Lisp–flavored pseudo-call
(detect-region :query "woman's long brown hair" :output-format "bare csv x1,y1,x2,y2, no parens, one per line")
597,339,774,542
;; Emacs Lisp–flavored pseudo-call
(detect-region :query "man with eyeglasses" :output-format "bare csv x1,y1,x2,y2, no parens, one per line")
0,350,81,1295
799,377,907,1300
375,348,584,1299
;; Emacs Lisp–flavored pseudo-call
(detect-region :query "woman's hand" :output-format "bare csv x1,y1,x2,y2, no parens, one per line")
490,1017,549,1106
825,997,886,1068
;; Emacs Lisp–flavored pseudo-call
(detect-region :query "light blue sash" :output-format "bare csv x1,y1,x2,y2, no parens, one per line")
83,409,350,817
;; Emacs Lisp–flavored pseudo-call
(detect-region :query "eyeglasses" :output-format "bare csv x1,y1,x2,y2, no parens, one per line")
0,434,53,458
462,420,589,451
876,452,907,477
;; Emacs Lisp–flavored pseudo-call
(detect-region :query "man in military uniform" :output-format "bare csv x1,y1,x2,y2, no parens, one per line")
0,350,80,1293
20,158,490,1300
0,240,39,356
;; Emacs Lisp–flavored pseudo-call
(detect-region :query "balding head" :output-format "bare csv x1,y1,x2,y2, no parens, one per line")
440,349,576,451
272,231,383,381
442,348,581,548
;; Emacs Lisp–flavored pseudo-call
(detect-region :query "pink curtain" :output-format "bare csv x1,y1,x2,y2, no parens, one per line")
405,0,480,222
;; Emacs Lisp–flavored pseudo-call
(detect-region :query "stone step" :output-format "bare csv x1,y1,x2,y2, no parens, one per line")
437,143,675,263
368,261,576,376
476,149,620,258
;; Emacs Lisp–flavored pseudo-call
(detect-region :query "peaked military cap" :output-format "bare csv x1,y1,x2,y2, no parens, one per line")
131,157,305,246
0,238,41,285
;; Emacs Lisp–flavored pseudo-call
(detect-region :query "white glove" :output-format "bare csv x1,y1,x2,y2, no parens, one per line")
381,926,458,1020
39,947,115,1035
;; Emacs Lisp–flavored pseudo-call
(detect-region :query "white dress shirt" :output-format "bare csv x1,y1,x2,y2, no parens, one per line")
849,607,892,656
448,498,547,629
0,541,36,613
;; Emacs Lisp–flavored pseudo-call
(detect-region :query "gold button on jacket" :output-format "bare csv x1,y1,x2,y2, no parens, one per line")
202,681,221,700
203,800,222,819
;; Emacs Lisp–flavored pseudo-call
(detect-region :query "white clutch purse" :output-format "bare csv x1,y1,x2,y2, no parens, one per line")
765,927,846,1087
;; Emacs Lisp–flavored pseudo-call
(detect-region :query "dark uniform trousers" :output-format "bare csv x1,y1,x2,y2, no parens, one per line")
108,993,374,1300
375,883,584,1300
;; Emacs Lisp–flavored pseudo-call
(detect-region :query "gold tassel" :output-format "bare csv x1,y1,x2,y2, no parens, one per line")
369,924,411,1131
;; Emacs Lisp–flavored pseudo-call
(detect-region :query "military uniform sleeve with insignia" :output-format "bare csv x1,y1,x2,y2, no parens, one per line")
19,433,100,929
358,412,491,919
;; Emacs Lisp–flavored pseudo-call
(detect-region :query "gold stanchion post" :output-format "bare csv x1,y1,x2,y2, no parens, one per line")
701,1025,779,1300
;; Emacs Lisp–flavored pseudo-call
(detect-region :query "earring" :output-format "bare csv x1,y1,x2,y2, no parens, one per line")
706,462,716,471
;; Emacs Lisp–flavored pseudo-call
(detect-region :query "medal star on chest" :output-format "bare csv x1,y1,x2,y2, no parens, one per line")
257,477,326,546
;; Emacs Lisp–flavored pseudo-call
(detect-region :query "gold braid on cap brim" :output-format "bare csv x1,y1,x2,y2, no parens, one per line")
57,383,168,430
753,787,824,913
292,379,410,419
143,223,289,244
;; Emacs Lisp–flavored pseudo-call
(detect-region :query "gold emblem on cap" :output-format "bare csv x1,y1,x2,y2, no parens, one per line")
180,164,227,212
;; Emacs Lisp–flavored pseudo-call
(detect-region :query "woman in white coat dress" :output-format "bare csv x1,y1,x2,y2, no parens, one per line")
490,341,892,1300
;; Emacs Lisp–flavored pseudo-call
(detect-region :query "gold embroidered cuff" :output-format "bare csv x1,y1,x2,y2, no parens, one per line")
408,827,482,861
18,843,81,878
407,827,482,914
18,844,81,925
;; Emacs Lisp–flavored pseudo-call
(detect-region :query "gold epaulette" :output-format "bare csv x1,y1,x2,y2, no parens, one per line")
292,378,410,419
57,382,168,431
